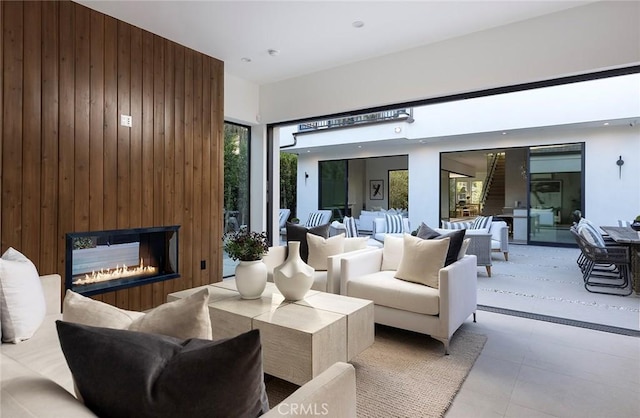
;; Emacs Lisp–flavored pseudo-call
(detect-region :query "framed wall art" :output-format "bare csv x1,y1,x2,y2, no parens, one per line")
370,180,384,200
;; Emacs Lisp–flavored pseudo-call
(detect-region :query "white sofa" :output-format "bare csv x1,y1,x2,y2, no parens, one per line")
340,249,477,354
356,210,387,233
1,275,357,417
372,217,411,242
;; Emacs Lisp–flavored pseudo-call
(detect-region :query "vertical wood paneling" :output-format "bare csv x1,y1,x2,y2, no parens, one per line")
57,1,74,275
183,48,194,291
22,1,42,262
139,30,155,310
152,35,165,307
192,54,203,287
74,4,90,234
162,41,175,295
100,15,118,306
200,58,212,285
40,0,59,275
89,10,104,233
173,45,185,292
2,1,24,251
211,59,225,279
115,21,131,309
1,1,224,310
128,27,143,310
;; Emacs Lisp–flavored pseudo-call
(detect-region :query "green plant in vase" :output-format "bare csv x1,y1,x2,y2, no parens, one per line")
222,227,269,299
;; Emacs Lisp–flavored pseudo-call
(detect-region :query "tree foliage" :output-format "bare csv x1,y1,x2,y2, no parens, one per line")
224,124,249,229
389,170,408,209
280,152,298,219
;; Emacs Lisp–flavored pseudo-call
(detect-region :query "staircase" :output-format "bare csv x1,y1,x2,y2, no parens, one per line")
481,153,506,216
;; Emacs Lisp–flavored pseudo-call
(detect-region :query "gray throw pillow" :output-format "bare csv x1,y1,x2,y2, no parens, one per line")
56,321,269,418
416,222,440,240
285,222,330,262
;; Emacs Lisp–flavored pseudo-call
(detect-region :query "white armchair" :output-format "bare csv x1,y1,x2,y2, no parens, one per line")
489,221,509,261
262,237,376,294
340,245,477,354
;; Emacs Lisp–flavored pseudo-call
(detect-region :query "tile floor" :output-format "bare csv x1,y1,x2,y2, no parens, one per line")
447,312,640,418
448,244,640,418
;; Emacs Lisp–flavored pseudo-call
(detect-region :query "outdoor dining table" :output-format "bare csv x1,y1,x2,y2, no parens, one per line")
601,226,640,294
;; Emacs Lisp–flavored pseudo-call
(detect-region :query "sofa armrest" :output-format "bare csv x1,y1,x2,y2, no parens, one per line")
326,248,374,294
438,255,478,338
263,362,356,418
339,249,383,295
40,274,62,316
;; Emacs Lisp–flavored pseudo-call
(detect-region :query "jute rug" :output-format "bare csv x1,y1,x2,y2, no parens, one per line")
266,324,487,417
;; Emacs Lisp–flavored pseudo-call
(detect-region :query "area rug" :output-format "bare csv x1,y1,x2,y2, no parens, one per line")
266,324,487,417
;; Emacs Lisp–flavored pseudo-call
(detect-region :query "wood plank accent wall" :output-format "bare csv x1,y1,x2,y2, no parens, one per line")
1,1,225,310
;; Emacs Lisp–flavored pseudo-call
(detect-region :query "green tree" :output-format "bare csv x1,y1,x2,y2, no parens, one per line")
280,152,297,219
389,170,408,209
224,124,249,230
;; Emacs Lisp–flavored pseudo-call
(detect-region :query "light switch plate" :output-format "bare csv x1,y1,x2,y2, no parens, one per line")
120,114,132,127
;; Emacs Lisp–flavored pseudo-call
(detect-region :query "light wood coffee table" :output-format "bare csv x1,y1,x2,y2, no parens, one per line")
167,279,374,385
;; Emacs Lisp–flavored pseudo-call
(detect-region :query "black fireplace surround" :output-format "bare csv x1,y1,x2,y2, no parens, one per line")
65,226,179,296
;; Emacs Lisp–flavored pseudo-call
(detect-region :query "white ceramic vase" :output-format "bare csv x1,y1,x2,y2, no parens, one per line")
274,241,315,301
235,260,267,299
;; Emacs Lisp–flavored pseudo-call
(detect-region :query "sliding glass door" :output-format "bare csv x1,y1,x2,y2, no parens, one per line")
528,143,584,245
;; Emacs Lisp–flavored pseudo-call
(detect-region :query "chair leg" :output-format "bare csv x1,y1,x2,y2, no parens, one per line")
485,265,492,277
473,312,477,323
503,252,508,261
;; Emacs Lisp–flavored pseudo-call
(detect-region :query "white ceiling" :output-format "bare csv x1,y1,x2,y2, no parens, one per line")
77,0,592,85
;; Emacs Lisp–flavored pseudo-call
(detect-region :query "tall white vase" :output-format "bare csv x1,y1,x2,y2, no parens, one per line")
235,260,267,300
274,241,315,301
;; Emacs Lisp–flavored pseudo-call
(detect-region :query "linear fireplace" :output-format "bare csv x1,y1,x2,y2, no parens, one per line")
65,226,179,296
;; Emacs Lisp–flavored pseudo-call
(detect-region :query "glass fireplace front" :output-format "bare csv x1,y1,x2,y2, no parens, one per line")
65,225,179,296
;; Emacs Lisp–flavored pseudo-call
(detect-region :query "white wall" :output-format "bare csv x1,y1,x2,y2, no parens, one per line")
259,1,640,123
409,125,640,230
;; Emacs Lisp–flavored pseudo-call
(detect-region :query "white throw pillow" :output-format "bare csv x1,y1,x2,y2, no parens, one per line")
307,233,346,271
458,238,471,260
395,235,450,289
63,287,212,340
344,236,369,252
381,235,404,271
0,247,47,343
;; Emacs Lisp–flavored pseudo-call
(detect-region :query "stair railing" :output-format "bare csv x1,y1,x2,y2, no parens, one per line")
480,154,500,209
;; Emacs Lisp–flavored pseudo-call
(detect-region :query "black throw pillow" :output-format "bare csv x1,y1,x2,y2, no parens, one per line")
433,229,466,266
56,321,269,418
285,222,330,262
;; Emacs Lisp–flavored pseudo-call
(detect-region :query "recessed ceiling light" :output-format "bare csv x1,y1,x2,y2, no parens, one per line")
268,49,280,57
358,145,362,148
394,127,402,133
502,132,507,135
352,20,364,28
603,122,610,126
306,150,310,153
240,57,251,63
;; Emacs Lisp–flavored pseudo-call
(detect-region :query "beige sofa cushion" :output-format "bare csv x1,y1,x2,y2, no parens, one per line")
346,271,440,315
344,236,369,252
381,235,404,271
307,233,345,271
395,235,449,289
63,288,212,340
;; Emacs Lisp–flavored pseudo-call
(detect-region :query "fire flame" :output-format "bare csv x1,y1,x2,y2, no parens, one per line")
73,259,158,285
